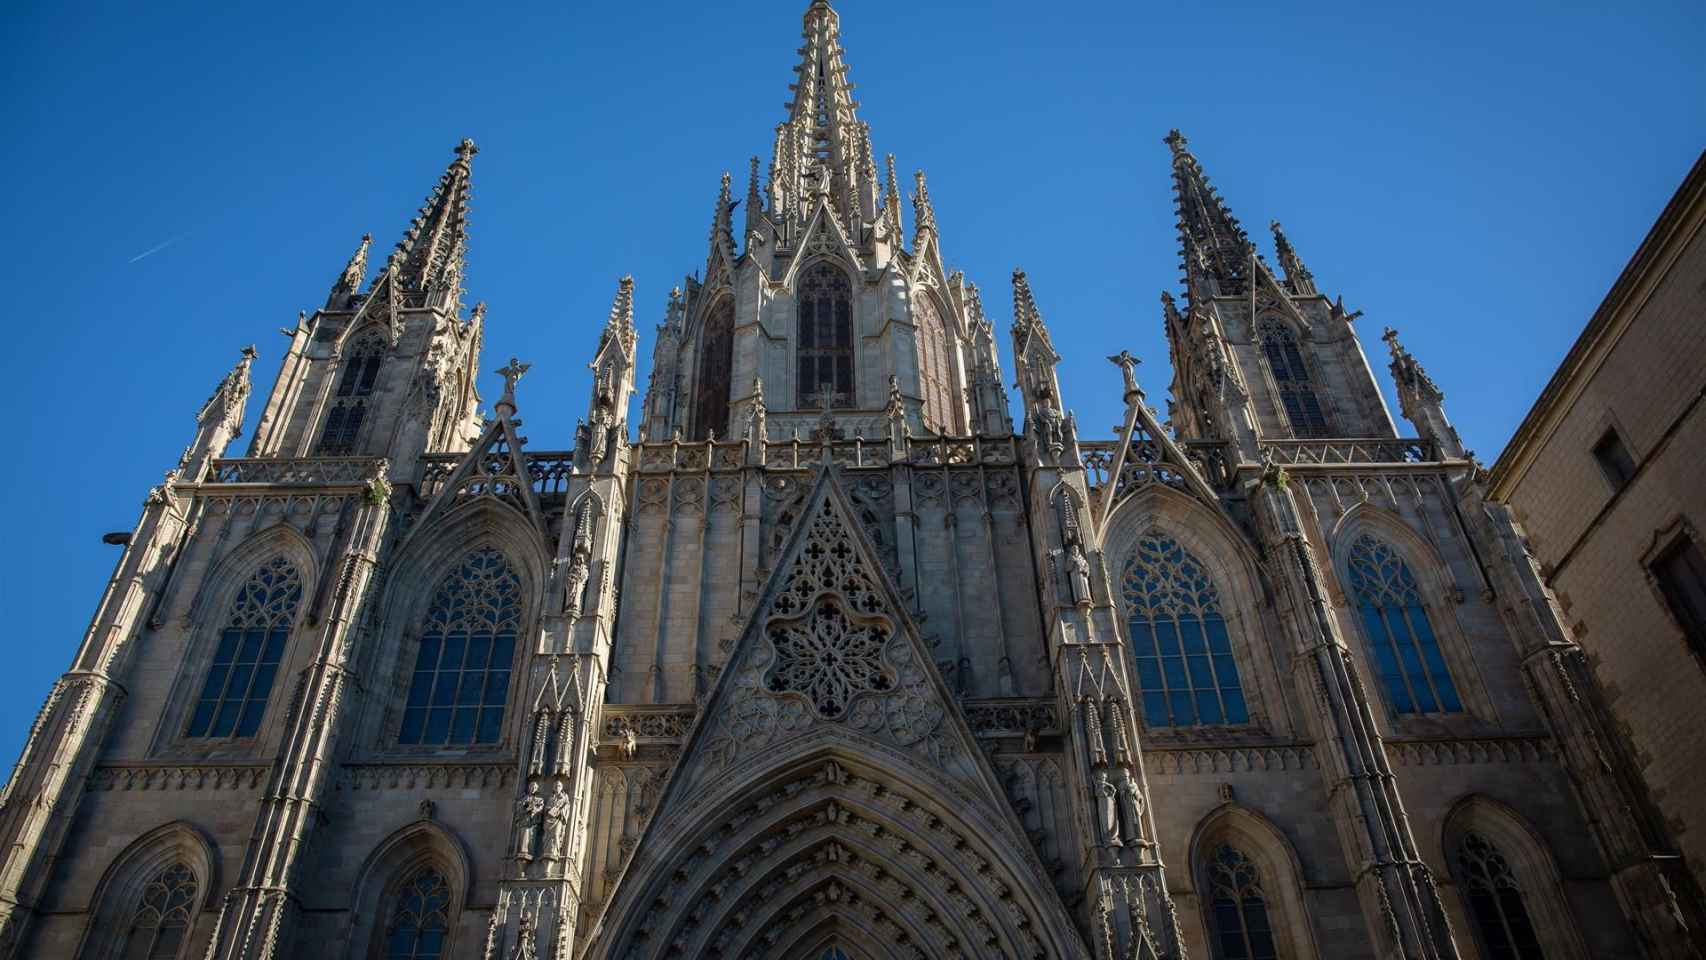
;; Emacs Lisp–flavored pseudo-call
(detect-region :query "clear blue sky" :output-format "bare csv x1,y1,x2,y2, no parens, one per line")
1,0,1700,762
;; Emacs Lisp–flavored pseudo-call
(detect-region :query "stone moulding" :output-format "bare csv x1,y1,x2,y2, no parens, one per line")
87,765,270,792
336,763,516,790
1383,735,1556,767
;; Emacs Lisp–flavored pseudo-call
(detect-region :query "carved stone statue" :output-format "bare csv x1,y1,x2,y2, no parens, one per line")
513,781,545,862
511,910,538,960
1096,772,1122,847
1067,542,1093,608
545,781,572,859
1118,771,1146,844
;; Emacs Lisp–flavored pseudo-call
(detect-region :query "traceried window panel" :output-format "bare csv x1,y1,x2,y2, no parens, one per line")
187,556,302,738
797,262,855,409
694,298,735,440
1257,320,1330,439
1456,832,1546,960
1345,534,1462,715
317,330,386,455
913,291,960,434
399,547,521,746
1122,533,1249,727
383,868,452,960
120,863,197,960
1207,845,1279,960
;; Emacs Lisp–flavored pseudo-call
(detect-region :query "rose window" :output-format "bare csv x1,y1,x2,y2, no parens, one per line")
767,598,892,719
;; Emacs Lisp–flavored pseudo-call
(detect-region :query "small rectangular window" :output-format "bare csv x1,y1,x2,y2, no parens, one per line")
1592,427,1637,490
1653,535,1706,661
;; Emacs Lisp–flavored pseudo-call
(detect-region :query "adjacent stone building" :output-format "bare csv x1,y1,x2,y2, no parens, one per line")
0,3,1700,958
1487,149,1706,910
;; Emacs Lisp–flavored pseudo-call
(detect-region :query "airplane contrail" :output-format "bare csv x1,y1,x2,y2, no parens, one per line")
128,235,183,264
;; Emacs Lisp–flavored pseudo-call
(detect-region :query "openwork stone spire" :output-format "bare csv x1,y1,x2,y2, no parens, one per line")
773,0,868,223
1270,219,1317,295
390,138,477,301
1166,129,1253,300
326,233,371,309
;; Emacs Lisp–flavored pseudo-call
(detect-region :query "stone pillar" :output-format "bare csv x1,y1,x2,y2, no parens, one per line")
0,476,190,957
1029,462,1186,960
1466,488,1706,957
1249,465,1461,960
203,471,392,959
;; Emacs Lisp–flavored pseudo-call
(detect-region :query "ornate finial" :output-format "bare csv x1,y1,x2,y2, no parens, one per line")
471,301,488,324
912,169,937,235
1163,129,1189,154
455,138,479,163
886,374,904,414
495,357,530,415
1108,351,1142,397
752,375,765,407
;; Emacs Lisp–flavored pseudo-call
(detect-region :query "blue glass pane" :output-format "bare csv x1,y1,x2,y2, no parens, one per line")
264,630,287,662
457,673,484,707
213,630,240,664
1155,620,1180,656
213,701,241,737
1195,690,1222,723
424,708,451,743
433,672,458,705
198,665,229,701
1142,692,1168,726
236,701,265,737
415,635,441,671
1213,654,1239,686
478,707,505,743
1222,689,1249,724
227,664,254,698
450,708,477,744
441,635,466,671
249,663,278,701
1205,617,1231,653
188,701,215,737
399,708,425,744
407,672,433,707
1168,691,1193,723
237,631,263,664
466,636,491,671
1181,620,1207,654
485,670,510,704
492,633,515,666
1134,657,1161,690
1187,654,1214,687
1163,658,1187,688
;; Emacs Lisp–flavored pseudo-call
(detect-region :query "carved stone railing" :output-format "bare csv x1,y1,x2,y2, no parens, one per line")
603,704,697,743
1258,438,1436,467
203,457,388,486
629,434,1020,474
416,450,576,500
961,698,1061,739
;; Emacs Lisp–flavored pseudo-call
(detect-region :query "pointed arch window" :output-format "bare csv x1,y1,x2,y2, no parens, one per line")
187,556,301,738
382,867,451,960
797,262,854,409
318,330,386,455
1456,832,1546,960
819,948,851,960
1346,534,1462,715
120,863,197,960
913,291,959,434
1207,845,1279,960
694,298,735,440
1122,533,1249,727
399,547,520,746
1257,320,1329,438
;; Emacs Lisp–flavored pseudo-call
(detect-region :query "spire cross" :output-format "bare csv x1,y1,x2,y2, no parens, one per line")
455,138,479,163
495,356,531,415
1108,351,1143,398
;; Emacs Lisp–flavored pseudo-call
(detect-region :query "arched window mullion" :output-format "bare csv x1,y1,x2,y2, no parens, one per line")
1347,534,1461,717
399,547,522,747
1123,533,1249,728
187,556,301,739
797,262,855,409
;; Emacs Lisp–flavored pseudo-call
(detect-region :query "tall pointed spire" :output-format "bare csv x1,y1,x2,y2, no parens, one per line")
880,152,903,241
1270,219,1317,295
1166,129,1252,301
912,168,937,241
327,233,371,309
743,156,764,239
707,171,735,276
1382,327,1463,458
391,138,477,304
772,0,865,223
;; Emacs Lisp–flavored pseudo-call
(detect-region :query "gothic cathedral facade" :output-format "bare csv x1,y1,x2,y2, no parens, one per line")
3,3,1701,959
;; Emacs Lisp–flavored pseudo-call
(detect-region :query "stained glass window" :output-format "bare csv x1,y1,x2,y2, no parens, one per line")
914,291,959,434
384,868,451,960
1123,533,1249,727
695,298,734,440
317,330,386,455
1345,534,1462,715
187,556,301,738
1207,845,1278,960
1456,832,1546,960
797,262,854,409
1258,320,1329,439
120,863,196,960
819,948,851,960
399,547,520,746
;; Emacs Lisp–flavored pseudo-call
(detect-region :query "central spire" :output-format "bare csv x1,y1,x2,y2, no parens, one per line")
772,0,875,229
